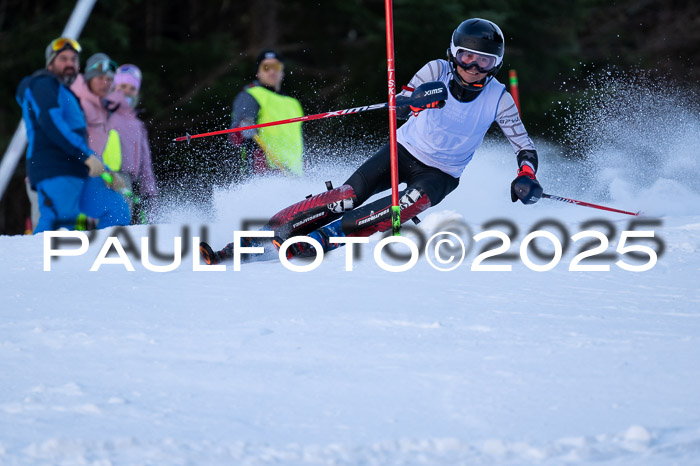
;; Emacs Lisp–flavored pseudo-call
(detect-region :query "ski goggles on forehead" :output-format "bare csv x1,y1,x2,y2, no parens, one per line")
87,59,118,75
117,64,142,80
452,47,499,73
49,37,82,54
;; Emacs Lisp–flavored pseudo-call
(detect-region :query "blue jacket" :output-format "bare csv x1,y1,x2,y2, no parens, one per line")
16,69,95,188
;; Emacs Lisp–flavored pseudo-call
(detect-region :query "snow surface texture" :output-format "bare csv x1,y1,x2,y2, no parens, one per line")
1,74,700,465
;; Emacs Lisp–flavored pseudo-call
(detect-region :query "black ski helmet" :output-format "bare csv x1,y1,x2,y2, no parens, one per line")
447,18,505,97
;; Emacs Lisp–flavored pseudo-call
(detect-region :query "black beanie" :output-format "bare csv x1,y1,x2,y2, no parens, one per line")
255,50,284,69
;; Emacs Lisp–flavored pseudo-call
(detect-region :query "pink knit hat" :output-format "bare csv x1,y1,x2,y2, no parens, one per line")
114,64,142,90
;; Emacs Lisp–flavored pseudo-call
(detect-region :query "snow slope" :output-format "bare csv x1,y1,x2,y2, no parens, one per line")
1,79,700,465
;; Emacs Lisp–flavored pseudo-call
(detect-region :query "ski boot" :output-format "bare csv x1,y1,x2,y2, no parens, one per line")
274,219,345,259
199,236,264,265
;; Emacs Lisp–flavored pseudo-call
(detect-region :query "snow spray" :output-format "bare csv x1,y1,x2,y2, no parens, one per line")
553,68,700,217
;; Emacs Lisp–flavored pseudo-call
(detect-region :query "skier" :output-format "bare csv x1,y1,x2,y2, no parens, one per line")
200,18,543,265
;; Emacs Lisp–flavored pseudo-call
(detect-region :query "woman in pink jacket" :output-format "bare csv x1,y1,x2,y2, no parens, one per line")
106,64,158,222
70,53,115,161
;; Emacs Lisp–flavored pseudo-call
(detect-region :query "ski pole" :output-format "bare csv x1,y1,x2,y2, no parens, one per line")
542,193,640,216
172,81,447,143
101,165,140,204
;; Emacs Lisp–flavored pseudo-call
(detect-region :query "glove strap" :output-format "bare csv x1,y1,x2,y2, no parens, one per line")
409,105,422,117
517,164,536,179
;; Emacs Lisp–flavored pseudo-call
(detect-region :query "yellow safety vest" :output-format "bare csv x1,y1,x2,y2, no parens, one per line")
246,86,304,175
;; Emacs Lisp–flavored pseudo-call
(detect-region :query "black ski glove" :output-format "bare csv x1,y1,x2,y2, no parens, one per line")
510,164,543,204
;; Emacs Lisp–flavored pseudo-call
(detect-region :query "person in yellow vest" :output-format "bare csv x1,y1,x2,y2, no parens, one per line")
228,50,304,178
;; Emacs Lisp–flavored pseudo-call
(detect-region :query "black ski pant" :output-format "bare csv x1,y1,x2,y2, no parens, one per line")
346,142,458,205
339,142,460,236
262,142,460,241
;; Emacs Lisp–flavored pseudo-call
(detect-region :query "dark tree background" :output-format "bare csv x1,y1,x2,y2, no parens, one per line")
1,0,698,234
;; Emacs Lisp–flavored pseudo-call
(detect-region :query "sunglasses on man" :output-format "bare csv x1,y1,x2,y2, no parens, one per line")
260,62,284,72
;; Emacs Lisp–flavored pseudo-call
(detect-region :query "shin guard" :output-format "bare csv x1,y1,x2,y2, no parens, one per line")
267,184,357,239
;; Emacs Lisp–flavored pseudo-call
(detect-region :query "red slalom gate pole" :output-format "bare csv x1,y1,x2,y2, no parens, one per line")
542,193,640,216
509,69,521,114
385,0,401,236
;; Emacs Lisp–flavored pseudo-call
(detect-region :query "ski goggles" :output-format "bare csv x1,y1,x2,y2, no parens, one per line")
87,58,118,75
451,46,499,73
116,64,142,82
115,64,142,90
49,37,82,54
